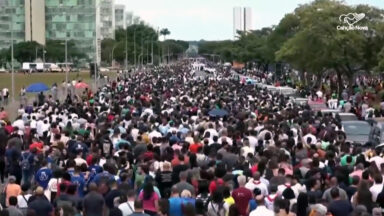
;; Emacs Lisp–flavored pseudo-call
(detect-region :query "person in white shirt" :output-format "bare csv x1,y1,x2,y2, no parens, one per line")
118,190,136,216
246,131,258,149
148,128,162,144
17,184,32,213
370,174,384,202
368,153,384,171
36,118,45,137
204,124,218,140
245,172,269,196
265,185,279,210
249,194,274,216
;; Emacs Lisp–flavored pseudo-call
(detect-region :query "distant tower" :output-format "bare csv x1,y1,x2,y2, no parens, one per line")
244,7,252,32
233,6,253,39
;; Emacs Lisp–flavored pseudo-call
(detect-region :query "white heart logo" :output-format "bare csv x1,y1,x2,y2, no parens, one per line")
339,13,365,26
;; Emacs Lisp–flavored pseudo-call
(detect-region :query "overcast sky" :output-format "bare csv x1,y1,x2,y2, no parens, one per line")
116,0,384,41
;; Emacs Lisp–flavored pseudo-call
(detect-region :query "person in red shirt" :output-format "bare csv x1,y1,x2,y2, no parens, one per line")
232,175,252,216
209,178,225,194
29,138,44,154
189,141,203,154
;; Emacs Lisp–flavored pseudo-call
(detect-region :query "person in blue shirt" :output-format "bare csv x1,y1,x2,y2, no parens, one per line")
35,160,52,189
92,163,117,185
247,188,261,214
168,186,183,216
20,149,35,186
70,166,85,197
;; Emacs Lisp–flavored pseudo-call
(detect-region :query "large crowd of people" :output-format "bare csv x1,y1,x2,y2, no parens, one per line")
0,61,383,216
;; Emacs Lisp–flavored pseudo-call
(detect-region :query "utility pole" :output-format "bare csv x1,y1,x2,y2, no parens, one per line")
141,37,143,66
11,2,14,102
35,46,38,61
125,28,128,71
43,47,46,72
94,0,98,89
146,41,149,64
133,26,136,68
151,38,153,65
65,39,68,88
167,46,170,65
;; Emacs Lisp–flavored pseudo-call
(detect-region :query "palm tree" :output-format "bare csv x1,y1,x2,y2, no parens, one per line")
160,28,170,41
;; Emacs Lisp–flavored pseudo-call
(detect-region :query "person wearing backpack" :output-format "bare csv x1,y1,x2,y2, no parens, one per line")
20,149,34,186
207,190,228,216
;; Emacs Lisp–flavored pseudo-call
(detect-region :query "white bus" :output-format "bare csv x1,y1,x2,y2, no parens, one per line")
22,62,64,72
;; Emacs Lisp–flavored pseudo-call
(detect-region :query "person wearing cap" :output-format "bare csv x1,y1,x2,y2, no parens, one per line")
27,186,53,216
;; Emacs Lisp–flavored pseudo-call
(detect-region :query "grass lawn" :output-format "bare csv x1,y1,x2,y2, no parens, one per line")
0,71,115,98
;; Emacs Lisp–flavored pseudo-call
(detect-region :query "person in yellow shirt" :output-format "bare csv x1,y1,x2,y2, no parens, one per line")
223,186,235,212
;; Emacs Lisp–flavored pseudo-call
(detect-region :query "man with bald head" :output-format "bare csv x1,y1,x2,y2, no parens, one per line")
245,172,269,196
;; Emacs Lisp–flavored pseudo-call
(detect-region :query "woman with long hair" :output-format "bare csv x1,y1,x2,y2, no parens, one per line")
138,182,159,216
351,180,374,213
207,190,227,216
296,192,309,216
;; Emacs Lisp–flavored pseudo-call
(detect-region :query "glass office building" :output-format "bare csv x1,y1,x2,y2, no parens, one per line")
0,0,25,50
0,0,116,63
45,0,97,60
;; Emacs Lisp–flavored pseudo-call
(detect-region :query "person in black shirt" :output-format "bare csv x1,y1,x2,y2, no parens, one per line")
28,187,53,216
328,187,353,216
172,155,188,184
155,161,173,197
105,180,122,209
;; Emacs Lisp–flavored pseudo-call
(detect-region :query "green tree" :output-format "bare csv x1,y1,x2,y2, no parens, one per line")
160,28,171,41
44,40,86,64
12,41,42,63
276,0,384,94
108,24,159,65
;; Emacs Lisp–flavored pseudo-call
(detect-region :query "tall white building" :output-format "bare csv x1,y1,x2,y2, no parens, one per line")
233,7,253,39
244,7,253,33
115,4,126,29
99,0,115,40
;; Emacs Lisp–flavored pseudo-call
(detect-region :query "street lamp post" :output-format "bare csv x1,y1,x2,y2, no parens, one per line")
151,38,153,65
125,28,128,71
133,26,136,69
43,47,46,72
141,37,143,66
111,43,118,69
11,2,14,102
65,38,68,87
146,42,149,65
94,0,99,90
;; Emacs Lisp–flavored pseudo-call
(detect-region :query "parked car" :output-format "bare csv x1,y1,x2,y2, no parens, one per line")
100,67,110,72
337,113,358,121
342,120,372,145
291,97,308,105
277,86,296,96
